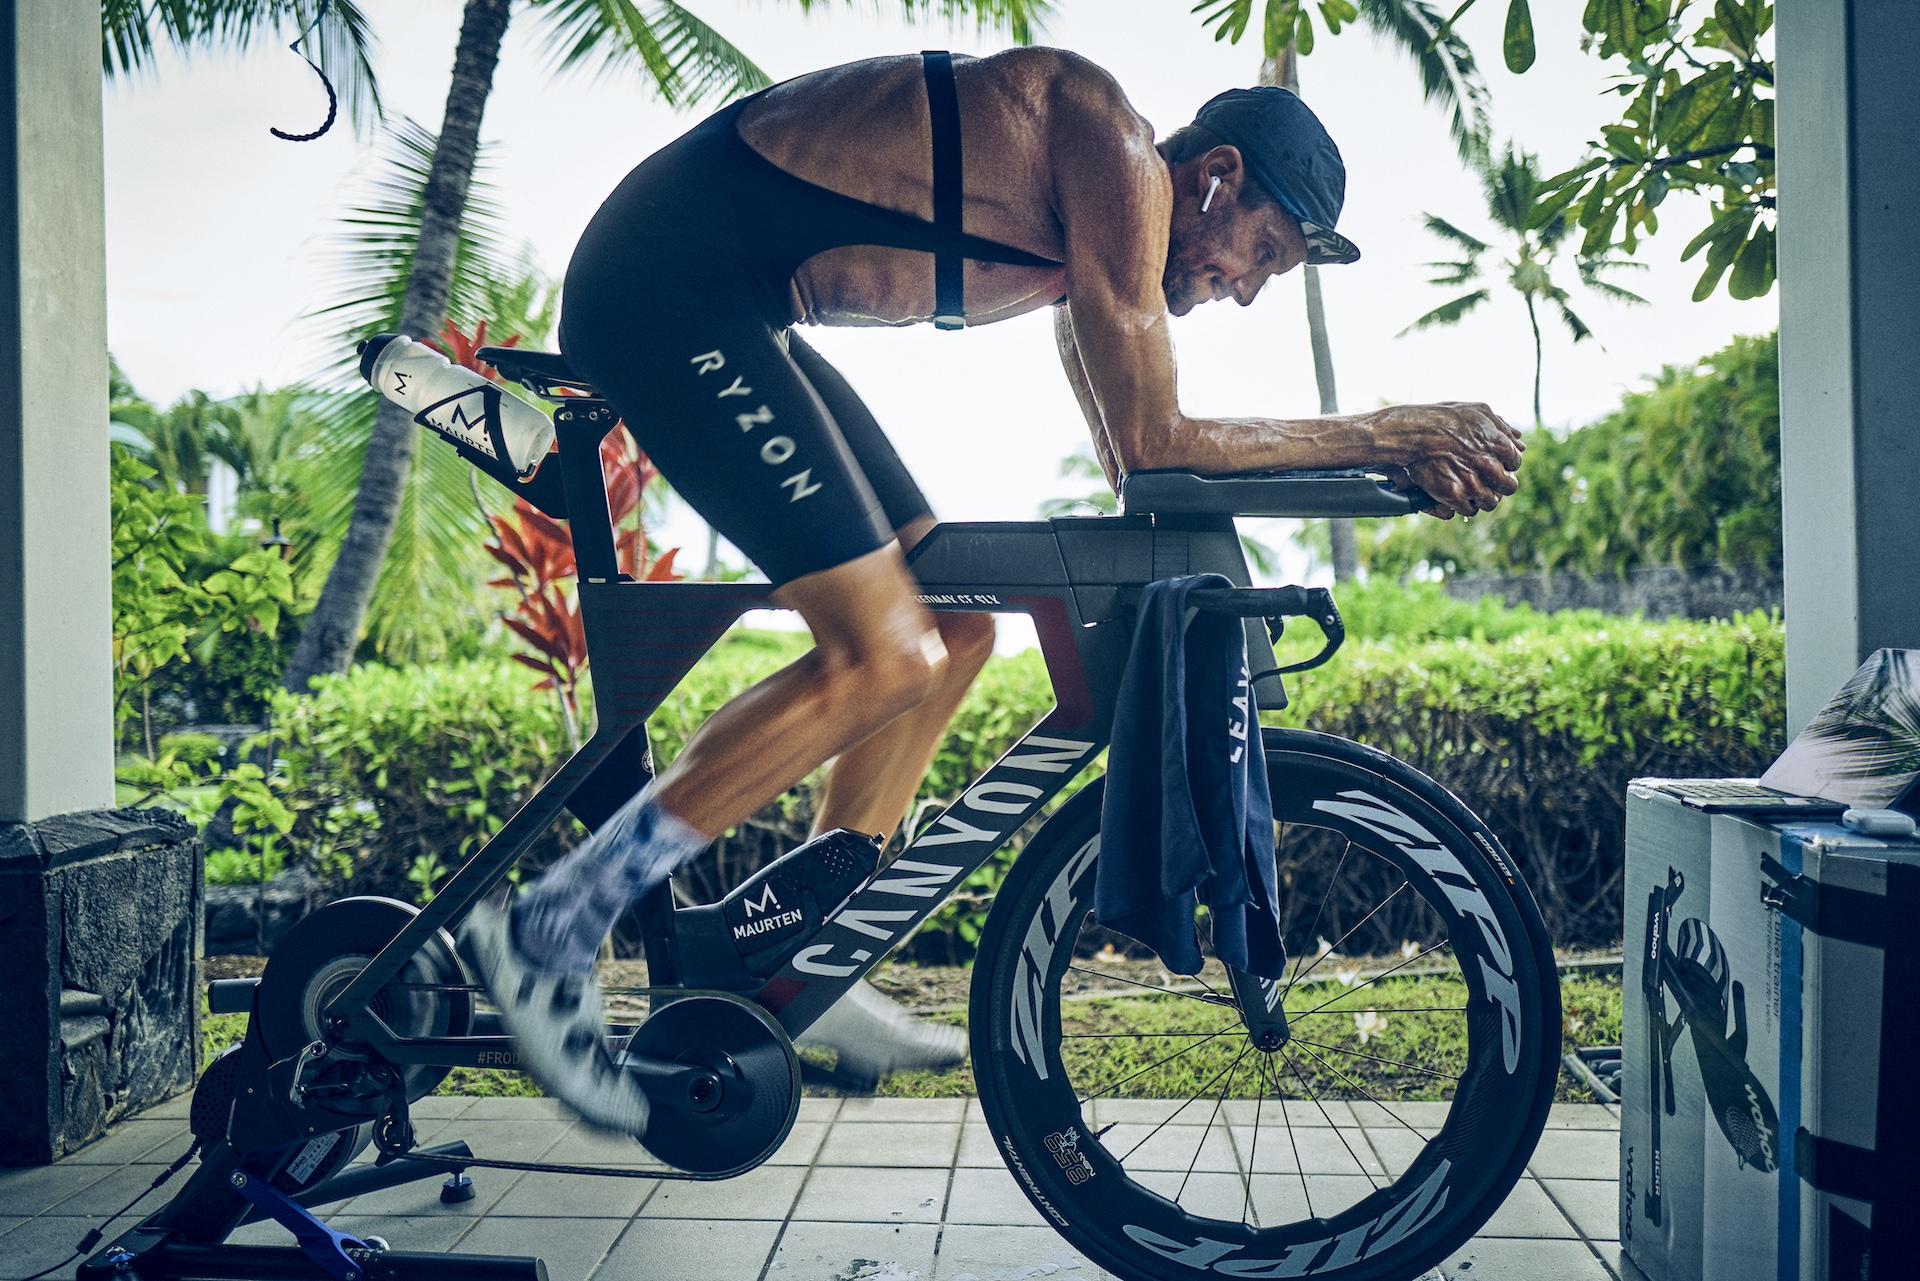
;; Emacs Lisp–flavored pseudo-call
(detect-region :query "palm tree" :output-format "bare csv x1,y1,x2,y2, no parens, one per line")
1206,0,1493,582
1401,146,1648,426
104,0,1052,690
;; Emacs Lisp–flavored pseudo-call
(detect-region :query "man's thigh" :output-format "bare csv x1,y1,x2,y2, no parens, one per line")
787,333,935,535
562,311,895,588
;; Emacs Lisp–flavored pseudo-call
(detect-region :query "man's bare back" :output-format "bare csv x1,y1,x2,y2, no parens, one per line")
739,49,1080,327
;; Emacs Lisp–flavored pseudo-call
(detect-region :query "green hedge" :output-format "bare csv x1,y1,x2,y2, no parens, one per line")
1270,611,1784,947
265,606,1783,956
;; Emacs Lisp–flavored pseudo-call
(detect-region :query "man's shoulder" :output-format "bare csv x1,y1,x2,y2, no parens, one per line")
983,48,1154,144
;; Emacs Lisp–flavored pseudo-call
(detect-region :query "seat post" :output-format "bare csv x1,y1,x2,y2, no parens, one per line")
554,400,622,582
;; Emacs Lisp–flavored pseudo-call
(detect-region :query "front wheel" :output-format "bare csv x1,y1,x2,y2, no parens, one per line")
970,728,1560,1281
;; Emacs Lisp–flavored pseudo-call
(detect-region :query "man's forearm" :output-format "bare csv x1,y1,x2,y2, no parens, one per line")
1143,407,1434,475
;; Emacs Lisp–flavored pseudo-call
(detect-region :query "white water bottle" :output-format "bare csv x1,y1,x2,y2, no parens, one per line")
359,334,555,479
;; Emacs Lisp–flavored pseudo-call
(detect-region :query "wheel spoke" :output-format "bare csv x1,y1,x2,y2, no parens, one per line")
1292,1039,1434,1142
1285,880,1411,994
1067,964,1236,1008
1289,1036,1462,1082
1280,841,1350,995
1114,1044,1246,1165
1241,1061,1267,1227
1076,1026,1238,1108
1266,1052,1313,1220
1294,941,1454,1018
1175,1048,1247,1201
1280,1046,1377,1190
1061,1030,1239,1040
1291,1006,1468,1016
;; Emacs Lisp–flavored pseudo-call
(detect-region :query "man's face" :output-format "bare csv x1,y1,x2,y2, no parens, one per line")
1162,148,1310,317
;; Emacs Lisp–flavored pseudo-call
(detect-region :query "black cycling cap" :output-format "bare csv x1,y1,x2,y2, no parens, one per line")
1193,86,1361,266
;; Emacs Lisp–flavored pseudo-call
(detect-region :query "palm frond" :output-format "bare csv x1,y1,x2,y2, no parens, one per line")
102,0,383,135
1419,214,1489,255
1356,0,1492,160
1397,288,1490,336
300,118,512,384
289,118,529,659
531,0,769,106
1579,256,1652,305
1553,297,1594,344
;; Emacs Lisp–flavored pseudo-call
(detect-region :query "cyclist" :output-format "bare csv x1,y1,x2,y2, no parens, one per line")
459,47,1525,1136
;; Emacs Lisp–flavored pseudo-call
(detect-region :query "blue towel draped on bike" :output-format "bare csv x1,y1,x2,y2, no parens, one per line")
1096,573,1288,980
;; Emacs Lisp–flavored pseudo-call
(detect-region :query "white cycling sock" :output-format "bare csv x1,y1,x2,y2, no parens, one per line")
508,787,708,973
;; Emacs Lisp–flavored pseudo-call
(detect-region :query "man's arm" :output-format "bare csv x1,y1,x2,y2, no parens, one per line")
1043,72,1522,516
1053,307,1122,492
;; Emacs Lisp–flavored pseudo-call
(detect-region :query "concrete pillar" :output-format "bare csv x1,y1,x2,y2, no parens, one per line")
1776,0,1920,735
0,0,114,820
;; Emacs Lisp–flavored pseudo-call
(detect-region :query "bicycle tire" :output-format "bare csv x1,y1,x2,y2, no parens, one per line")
970,727,1560,1281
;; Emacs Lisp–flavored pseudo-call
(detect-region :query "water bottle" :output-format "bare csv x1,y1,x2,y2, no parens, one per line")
357,334,555,479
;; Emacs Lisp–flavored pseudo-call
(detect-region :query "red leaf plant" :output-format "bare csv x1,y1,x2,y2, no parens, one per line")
433,320,683,741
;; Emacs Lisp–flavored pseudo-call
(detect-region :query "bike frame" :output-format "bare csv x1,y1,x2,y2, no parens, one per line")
322,393,1299,1065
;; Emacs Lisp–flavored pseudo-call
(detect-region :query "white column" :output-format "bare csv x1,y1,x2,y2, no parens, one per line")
1776,0,1920,735
0,0,113,821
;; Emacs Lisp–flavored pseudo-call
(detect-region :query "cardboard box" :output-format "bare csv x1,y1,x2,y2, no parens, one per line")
1622,784,1920,1281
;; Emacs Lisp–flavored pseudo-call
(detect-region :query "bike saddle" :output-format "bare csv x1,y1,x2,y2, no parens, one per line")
476,346,598,396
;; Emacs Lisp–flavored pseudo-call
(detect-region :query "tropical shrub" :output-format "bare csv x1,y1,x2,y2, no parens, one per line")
1363,332,1780,579
258,597,1782,955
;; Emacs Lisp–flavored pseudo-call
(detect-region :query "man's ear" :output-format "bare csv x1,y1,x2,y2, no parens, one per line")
1201,145,1247,203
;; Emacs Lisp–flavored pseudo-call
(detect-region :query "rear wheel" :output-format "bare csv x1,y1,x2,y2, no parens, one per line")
971,728,1559,1281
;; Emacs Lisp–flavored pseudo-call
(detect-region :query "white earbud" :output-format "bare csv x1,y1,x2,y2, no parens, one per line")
1201,175,1222,213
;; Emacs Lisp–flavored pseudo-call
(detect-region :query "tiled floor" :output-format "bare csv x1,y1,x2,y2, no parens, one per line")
0,1097,1628,1281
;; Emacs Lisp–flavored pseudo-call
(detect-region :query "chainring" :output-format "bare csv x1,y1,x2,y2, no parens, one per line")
254,896,473,1118
622,993,800,1177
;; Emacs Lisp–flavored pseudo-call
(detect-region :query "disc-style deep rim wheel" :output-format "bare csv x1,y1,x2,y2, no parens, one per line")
255,896,473,1116
971,729,1560,1281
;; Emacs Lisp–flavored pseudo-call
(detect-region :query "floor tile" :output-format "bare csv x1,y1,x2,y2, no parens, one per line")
1228,1124,1383,1176
1362,1126,1441,1177
838,1098,968,1123
793,1165,950,1223
1220,1098,1357,1128
0,1164,112,1217
1346,1100,1456,1129
945,1166,1048,1227
816,1121,961,1167
768,1220,938,1281
456,1215,623,1279
965,1100,988,1123
1477,1178,1579,1239
409,1095,475,1120
765,1121,830,1166
957,1123,1005,1168
1527,1129,1620,1182
1546,1103,1624,1130
460,1096,572,1121
641,1164,805,1220
493,1168,658,1218
542,1122,664,1168
798,1097,842,1123
932,1223,1100,1280
0,1211,144,1279
136,1092,194,1120
1097,1124,1239,1173
330,1212,477,1254
58,1120,186,1165
337,1164,521,1217
1435,1236,1612,1280
1543,1178,1623,1241
595,1217,781,1281
42,1164,182,1216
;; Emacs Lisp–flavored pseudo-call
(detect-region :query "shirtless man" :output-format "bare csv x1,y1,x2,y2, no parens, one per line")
458,47,1524,1135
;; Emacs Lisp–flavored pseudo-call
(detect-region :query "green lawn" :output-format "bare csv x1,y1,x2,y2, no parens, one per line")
202,968,1621,1104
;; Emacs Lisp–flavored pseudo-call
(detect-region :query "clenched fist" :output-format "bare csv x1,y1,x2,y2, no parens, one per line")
1372,402,1524,520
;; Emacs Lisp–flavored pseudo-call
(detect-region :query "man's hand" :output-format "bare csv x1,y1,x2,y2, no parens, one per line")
1374,403,1525,520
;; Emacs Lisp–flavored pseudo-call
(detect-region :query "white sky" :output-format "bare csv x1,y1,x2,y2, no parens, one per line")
104,0,1775,594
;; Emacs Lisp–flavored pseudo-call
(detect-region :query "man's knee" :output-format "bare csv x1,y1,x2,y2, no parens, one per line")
937,612,996,682
816,622,944,721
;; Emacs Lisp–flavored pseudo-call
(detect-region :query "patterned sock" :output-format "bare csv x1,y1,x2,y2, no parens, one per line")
508,788,709,973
